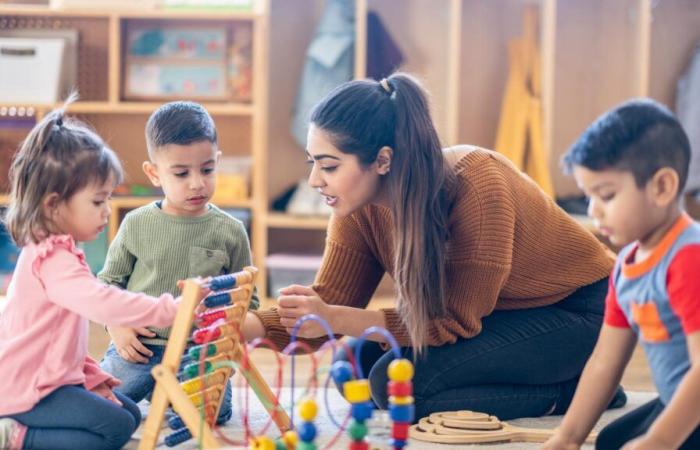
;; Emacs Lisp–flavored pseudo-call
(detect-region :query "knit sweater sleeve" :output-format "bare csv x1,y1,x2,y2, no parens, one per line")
382,166,515,346
253,212,385,350
226,218,260,310
97,214,135,288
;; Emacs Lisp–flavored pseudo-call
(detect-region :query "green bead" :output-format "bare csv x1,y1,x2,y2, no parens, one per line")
274,440,287,450
348,419,368,440
297,441,317,450
183,361,212,378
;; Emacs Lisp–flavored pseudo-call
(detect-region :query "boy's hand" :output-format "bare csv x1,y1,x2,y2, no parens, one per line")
108,326,156,364
541,434,580,450
92,378,122,406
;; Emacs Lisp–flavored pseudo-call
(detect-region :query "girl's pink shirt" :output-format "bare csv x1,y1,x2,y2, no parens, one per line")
0,234,178,414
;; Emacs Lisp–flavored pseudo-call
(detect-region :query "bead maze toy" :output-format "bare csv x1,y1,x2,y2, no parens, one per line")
409,410,598,445
137,267,291,450
137,267,588,449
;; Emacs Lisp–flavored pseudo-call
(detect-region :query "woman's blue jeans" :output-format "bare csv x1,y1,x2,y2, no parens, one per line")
335,278,610,421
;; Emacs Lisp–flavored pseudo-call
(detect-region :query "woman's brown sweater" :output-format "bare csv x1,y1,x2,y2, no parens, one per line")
253,148,614,348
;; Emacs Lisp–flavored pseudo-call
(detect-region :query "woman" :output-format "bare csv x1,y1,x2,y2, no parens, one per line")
243,73,624,420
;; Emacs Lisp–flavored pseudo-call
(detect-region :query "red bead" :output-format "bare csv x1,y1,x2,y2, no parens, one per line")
349,441,369,450
388,381,412,397
392,422,410,440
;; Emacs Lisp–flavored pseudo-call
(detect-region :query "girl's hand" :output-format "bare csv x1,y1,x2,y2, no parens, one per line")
108,326,156,364
277,285,333,338
541,433,580,450
92,378,122,406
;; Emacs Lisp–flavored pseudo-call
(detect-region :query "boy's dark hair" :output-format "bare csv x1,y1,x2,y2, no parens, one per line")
563,98,691,192
145,101,217,158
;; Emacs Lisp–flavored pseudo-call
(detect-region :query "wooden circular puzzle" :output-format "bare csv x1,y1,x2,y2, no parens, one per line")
409,410,598,445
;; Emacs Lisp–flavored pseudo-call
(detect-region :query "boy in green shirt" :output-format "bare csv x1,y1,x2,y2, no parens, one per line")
99,101,258,424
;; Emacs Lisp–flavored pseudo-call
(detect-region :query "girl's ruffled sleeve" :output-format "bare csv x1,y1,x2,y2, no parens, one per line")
34,235,178,328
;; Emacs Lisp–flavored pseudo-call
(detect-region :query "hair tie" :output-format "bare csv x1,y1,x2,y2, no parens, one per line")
380,78,393,95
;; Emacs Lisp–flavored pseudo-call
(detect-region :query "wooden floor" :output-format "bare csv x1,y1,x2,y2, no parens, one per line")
88,323,656,392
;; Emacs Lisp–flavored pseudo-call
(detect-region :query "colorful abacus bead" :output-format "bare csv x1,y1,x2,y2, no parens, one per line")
250,436,276,450
275,430,298,449
387,359,414,382
297,398,318,450
387,358,414,450
343,379,371,403
343,379,373,449
387,381,412,397
350,401,373,421
331,360,354,385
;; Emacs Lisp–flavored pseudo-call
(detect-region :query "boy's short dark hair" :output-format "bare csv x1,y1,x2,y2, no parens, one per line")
563,98,691,192
145,101,217,158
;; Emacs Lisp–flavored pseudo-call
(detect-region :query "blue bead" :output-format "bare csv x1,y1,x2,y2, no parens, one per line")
297,421,317,442
203,292,231,308
165,428,192,446
390,438,408,449
350,401,373,421
330,361,354,385
209,274,237,290
167,415,185,430
389,404,414,423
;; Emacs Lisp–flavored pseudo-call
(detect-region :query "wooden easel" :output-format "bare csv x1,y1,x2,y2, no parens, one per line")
138,267,291,450
494,5,554,197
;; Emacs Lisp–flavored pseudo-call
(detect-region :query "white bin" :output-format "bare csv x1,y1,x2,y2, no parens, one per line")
0,38,66,104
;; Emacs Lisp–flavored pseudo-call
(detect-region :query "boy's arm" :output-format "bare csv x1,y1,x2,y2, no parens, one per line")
97,217,136,288
638,332,700,449
545,273,636,449
550,325,637,446
227,220,259,310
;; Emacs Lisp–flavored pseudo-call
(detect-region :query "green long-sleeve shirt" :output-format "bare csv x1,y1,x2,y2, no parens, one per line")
98,201,259,345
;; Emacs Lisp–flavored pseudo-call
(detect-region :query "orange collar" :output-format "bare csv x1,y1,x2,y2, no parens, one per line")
622,213,692,279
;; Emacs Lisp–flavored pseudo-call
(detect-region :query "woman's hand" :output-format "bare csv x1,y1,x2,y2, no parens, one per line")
92,378,122,406
107,326,156,364
277,285,334,338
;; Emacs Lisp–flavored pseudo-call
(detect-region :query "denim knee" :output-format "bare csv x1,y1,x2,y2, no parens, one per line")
104,407,139,450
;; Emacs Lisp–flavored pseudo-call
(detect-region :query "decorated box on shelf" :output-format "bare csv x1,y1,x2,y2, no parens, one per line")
124,26,229,101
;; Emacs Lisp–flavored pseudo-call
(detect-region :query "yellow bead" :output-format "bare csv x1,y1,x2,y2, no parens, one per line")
250,436,275,450
282,430,298,447
298,397,318,421
343,379,371,403
387,359,414,382
389,395,414,405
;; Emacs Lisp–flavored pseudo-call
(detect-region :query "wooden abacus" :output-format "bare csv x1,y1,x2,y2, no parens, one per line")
138,267,291,450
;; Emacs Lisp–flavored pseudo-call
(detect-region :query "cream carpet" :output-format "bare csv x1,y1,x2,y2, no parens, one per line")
125,389,657,449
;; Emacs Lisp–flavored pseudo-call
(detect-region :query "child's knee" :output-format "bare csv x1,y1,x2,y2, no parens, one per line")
105,408,139,450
